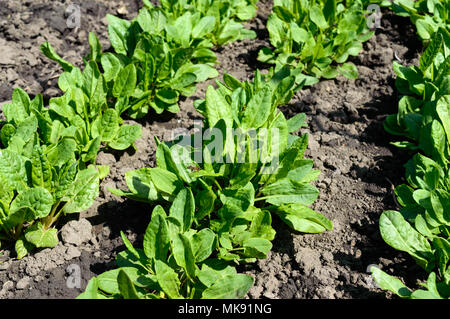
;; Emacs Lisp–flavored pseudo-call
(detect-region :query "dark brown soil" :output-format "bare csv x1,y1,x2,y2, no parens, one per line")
0,0,425,299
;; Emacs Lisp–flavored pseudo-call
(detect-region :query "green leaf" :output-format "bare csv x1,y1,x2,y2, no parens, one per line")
77,278,101,299
63,167,99,214
241,86,273,130
287,113,307,133
410,272,442,299
275,204,333,233
46,138,77,167
195,182,217,220
1,124,16,147
436,96,450,145
136,7,166,33
82,137,101,163
99,109,120,142
371,266,412,298
87,32,102,62
107,14,131,55
243,238,272,259
83,61,107,114
258,47,275,63
261,178,319,206
170,73,197,90
323,0,337,24
54,162,78,200
10,187,54,220
123,168,159,201
24,222,59,248
143,205,170,261
169,188,195,232
149,167,182,196
192,228,216,262
30,144,52,188
179,64,218,83
197,260,237,288
0,149,28,192
205,85,233,128
120,231,140,260
310,6,329,29
14,115,38,143
108,125,142,150
157,143,192,184
15,237,34,259
156,89,179,104
192,16,216,38
117,269,140,299
98,267,152,296
220,182,255,213
338,62,358,79
249,210,276,241
154,260,182,299
40,42,74,72
171,233,196,281
101,53,122,82
379,211,434,269
113,64,137,98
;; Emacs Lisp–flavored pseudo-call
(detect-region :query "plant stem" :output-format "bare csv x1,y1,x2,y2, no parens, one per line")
254,196,269,202
44,201,61,229
213,179,222,191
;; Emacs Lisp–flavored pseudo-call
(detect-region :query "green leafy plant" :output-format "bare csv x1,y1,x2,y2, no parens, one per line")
391,0,449,41
0,89,101,258
108,68,332,263
79,68,332,299
41,39,142,153
103,6,219,118
150,0,258,46
371,27,450,299
77,202,254,299
384,28,450,165
258,0,375,85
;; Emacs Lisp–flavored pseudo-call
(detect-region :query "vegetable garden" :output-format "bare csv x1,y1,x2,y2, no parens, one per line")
0,0,448,299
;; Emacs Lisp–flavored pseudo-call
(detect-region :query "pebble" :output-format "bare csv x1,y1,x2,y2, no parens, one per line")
61,219,93,246
2,281,14,291
65,246,81,260
16,276,31,290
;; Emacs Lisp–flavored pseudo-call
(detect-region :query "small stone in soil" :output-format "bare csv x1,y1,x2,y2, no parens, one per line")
60,219,93,246
65,246,81,260
2,281,14,291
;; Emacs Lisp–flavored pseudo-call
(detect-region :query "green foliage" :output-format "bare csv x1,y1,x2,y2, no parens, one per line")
0,90,102,257
108,69,331,261
373,27,450,299
77,202,254,299
102,6,220,118
81,69,331,298
391,0,449,41
258,0,375,84
151,0,258,46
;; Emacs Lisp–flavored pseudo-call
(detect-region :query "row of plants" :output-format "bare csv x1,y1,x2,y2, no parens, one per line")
0,0,333,298
258,0,380,84
4,0,442,300
370,0,450,298
78,69,333,298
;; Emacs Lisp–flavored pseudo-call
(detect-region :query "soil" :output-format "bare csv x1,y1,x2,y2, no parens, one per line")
0,0,426,299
